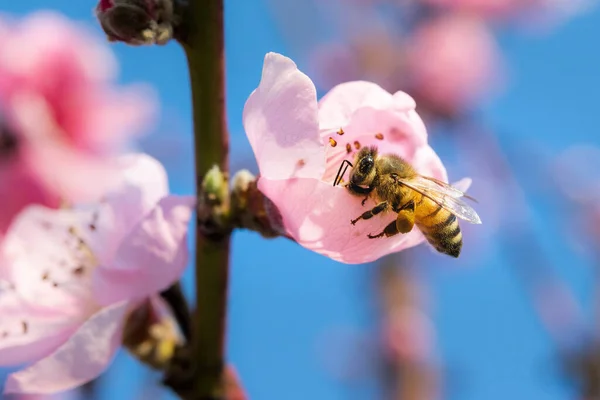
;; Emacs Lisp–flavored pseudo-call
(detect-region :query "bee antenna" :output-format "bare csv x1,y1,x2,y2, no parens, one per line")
334,160,353,187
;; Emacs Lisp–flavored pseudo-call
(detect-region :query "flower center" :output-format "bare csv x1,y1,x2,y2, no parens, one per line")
0,209,104,343
42,217,99,289
322,127,389,185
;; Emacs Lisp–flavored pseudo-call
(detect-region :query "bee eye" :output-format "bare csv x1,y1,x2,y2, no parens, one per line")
359,157,373,174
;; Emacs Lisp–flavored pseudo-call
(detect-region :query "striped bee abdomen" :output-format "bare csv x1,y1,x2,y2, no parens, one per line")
415,200,463,258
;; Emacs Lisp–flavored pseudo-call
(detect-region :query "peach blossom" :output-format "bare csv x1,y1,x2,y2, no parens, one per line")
243,52,450,264
0,154,194,395
420,0,591,23
0,12,156,237
406,14,503,116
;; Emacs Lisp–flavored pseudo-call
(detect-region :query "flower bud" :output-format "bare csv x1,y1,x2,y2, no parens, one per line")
95,0,176,45
202,165,229,207
198,165,231,240
230,169,287,238
122,297,184,370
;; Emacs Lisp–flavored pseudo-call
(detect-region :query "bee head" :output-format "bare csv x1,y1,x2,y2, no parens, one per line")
349,146,377,188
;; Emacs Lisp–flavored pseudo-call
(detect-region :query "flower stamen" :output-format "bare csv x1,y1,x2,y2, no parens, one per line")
0,320,30,341
88,210,99,231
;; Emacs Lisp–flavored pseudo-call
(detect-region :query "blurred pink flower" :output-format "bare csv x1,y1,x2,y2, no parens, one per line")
420,0,520,18
383,308,436,363
420,0,591,23
7,391,79,400
309,42,363,90
243,52,447,264
309,33,406,92
0,153,194,395
406,14,503,116
0,12,156,238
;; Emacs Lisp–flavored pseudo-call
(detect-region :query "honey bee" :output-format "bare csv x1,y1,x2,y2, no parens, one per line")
333,146,481,257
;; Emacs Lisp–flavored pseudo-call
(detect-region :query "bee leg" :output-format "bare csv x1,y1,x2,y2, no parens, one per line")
351,202,388,225
367,219,399,239
361,196,369,206
395,200,415,234
368,201,416,239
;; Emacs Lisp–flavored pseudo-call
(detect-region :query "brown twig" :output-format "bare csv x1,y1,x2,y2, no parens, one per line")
376,254,440,400
172,0,230,398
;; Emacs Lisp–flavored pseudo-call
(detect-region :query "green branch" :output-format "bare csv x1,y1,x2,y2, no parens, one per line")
179,0,230,398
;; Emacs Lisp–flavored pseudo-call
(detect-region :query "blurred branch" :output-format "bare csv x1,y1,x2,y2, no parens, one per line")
376,254,439,400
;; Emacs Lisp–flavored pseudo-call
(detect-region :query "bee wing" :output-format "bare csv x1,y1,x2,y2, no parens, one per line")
448,177,472,195
398,175,482,224
420,176,478,202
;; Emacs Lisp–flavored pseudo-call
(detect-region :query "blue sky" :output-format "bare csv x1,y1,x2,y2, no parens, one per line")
3,1,600,400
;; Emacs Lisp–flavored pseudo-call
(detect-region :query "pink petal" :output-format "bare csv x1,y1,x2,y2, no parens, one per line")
3,301,129,395
0,12,157,233
53,153,172,264
84,85,157,149
321,109,430,184
410,145,449,183
243,52,325,180
91,195,195,306
0,160,61,237
101,153,170,223
258,177,427,264
0,12,116,84
0,296,80,367
2,206,98,311
58,153,172,266
318,81,417,130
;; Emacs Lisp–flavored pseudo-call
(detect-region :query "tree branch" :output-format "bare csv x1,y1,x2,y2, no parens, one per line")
178,0,230,398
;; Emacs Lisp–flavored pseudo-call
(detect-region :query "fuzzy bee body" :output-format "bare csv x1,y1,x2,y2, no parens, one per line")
334,146,480,258
414,195,463,257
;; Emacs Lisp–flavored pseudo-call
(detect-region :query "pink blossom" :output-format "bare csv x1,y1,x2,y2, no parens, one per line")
406,14,503,116
382,308,436,363
7,391,80,400
419,0,591,23
420,0,520,18
243,52,448,264
0,12,156,237
0,153,195,395
309,33,406,94
309,42,363,91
